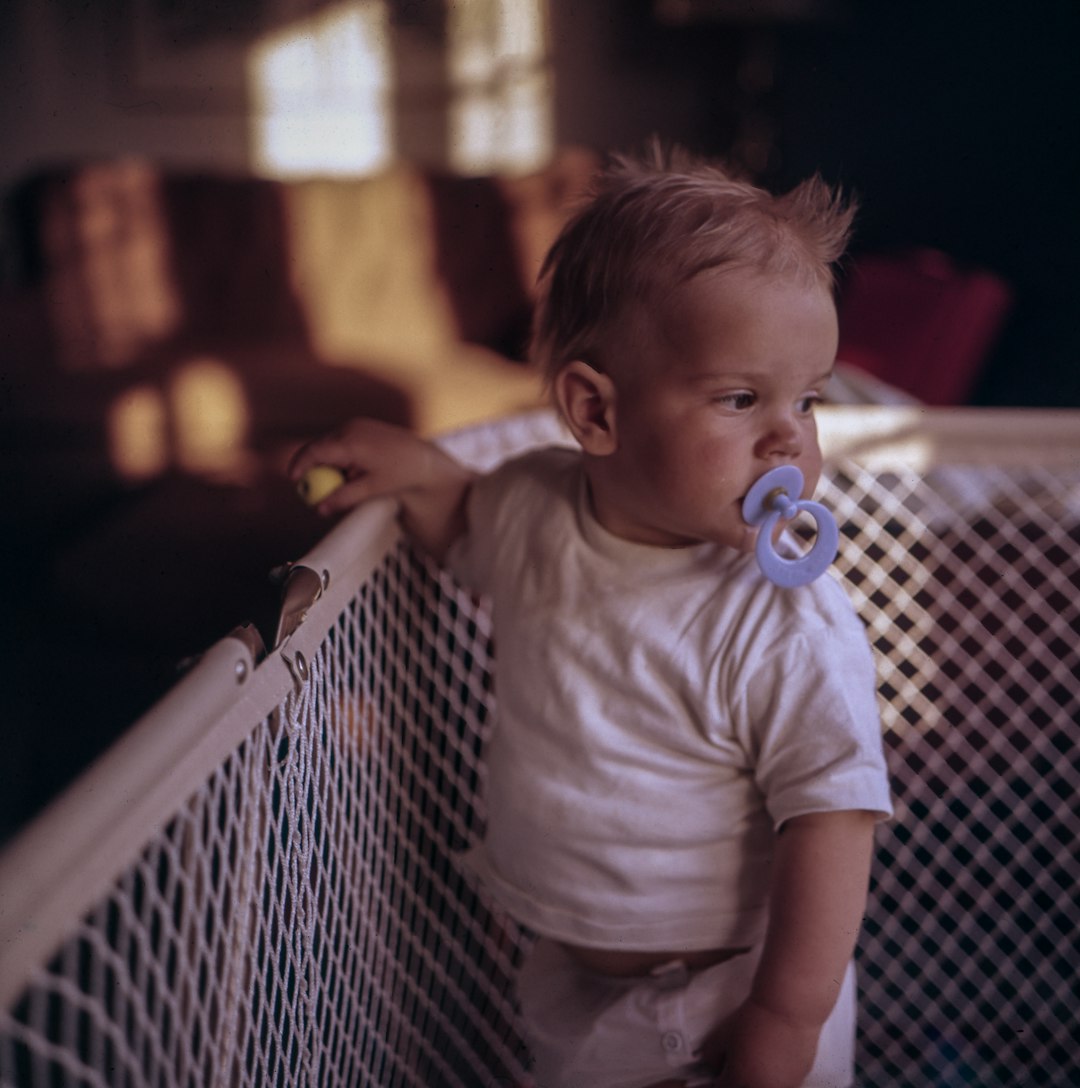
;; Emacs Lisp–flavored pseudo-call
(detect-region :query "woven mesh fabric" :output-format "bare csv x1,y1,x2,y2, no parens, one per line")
2,454,1078,1087
1,547,528,1088
820,464,1080,1088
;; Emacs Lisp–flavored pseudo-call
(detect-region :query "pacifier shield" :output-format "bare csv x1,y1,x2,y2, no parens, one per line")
741,465,838,589
742,465,805,526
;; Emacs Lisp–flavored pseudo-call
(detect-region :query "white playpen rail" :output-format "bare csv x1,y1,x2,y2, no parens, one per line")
1,406,1078,1088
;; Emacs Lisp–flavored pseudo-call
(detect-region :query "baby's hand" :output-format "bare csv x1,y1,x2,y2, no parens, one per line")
295,464,346,507
288,418,473,561
287,418,444,515
697,997,820,1088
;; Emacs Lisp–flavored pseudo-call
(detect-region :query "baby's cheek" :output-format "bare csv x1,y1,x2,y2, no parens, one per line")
735,524,758,553
799,447,824,498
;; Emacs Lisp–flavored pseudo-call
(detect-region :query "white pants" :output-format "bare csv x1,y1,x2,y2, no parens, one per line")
517,940,856,1088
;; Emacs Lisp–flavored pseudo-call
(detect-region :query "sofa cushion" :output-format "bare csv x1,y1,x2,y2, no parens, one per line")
281,168,461,368
15,151,598,380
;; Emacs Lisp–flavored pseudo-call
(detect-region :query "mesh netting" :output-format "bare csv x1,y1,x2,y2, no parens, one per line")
0,547,527,1088
2,434,1078,1088
821,463,1080,1087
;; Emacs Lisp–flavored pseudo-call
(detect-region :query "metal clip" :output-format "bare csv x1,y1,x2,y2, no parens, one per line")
280,646,309,693
272,564,324,650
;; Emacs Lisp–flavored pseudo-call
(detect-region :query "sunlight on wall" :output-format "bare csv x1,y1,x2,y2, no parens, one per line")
447,0,553,173
48,160,182,371
107,384,169,481
248,1,393,178
170,359,252,477
107,359,254,481
249,0,552,178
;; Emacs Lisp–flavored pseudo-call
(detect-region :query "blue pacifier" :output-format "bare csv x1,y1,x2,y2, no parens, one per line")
741,465,839,588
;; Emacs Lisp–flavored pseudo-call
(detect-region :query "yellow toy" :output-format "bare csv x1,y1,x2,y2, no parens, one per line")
297,465,345,506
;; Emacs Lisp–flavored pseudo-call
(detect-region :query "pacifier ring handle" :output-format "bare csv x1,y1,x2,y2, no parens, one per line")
741,466,839,588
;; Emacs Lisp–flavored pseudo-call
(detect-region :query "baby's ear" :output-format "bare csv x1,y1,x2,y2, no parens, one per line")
553,361,618,455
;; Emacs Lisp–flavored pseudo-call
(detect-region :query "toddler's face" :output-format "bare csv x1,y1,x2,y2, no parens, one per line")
590,268,838,552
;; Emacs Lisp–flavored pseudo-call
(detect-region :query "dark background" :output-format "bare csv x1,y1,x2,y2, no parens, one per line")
549,0,1080,408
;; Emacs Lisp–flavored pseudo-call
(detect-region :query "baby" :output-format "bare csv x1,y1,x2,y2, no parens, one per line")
290,147,893,1088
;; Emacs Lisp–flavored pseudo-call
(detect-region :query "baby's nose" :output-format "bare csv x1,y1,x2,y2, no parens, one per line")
760,414,803,459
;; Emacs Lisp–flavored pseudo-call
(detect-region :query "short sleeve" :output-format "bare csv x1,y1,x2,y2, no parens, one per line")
443,464,506,596
737,605,894,828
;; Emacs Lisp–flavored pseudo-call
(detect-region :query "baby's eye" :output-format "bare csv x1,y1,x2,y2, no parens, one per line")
797,393,824,414
714,391,756,411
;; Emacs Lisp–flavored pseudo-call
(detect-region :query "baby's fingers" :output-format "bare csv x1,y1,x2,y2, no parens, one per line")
288,418,407,481
296,464,347,506
308,473,400,516
287,435,352,481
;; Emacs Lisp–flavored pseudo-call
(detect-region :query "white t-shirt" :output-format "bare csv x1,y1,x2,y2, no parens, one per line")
446,446,893,951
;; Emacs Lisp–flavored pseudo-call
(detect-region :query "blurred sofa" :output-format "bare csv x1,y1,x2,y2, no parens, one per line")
0,150,597,833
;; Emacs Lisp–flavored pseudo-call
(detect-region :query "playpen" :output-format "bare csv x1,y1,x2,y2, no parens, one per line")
1,405,1078,1088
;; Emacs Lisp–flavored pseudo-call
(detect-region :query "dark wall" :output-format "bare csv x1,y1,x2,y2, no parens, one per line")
770,1,1080,407
553,1,1079,408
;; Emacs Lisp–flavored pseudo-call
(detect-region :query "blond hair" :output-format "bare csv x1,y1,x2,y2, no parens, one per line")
531,144,856,385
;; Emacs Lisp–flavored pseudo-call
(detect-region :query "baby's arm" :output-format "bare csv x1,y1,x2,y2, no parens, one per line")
288,418,474,563
703,809,878,1088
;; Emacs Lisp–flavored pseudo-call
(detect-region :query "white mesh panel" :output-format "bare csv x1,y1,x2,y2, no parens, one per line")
1,544,529,1088
2,410,1078,1088
817,462,1080,1088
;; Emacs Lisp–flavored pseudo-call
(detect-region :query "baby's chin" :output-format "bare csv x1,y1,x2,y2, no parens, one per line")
705,525,758,554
